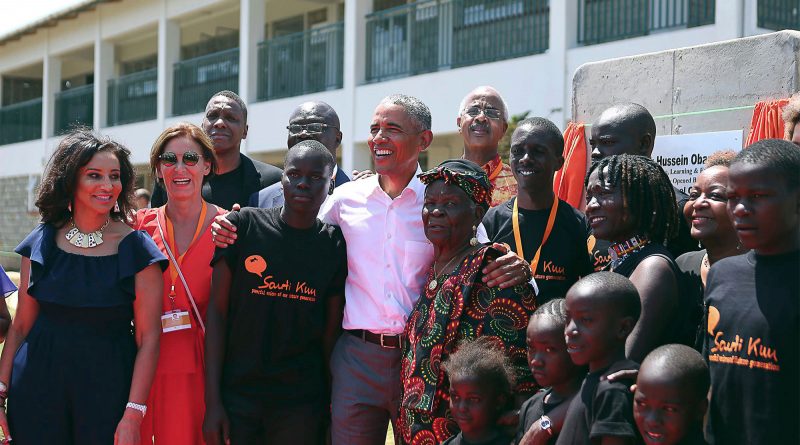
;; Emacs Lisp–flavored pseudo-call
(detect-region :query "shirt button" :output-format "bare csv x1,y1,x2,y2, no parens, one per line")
387,233,392,238
386,264,390,268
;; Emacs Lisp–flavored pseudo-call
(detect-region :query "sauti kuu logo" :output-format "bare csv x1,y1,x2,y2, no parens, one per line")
588,235,611,271
707,305,780,372
243,254,318,302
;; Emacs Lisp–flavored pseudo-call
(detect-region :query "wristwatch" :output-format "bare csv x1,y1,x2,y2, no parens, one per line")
539,415,552,432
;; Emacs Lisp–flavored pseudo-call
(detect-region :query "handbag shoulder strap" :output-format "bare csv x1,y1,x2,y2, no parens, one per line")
155,214,206,334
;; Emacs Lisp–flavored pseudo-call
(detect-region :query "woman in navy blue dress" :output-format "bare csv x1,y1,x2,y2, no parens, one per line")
0,265,15,341
0,129,166,444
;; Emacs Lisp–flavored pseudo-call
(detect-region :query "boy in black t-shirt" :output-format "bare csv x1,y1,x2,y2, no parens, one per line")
634,344,709,445
481,117,593,305
517,299,585,445
204,140,346,445
556,272,643,445
702,139,800,445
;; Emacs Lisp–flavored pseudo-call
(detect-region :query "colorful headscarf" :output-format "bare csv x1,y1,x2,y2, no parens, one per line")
418,159,493,209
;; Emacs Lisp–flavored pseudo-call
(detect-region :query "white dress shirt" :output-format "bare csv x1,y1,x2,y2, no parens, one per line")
319,167,433,334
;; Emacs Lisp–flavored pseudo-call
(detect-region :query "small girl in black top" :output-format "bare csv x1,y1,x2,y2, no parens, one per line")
634,344,709,445
517,299,585,445
441,337,516,445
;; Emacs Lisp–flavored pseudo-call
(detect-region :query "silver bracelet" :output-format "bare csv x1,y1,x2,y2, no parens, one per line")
125,401,147,416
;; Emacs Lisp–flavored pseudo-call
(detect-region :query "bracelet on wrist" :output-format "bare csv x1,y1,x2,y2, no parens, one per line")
125,402,147,417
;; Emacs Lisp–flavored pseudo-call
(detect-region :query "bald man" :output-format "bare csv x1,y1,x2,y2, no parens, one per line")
458,86,517,207
588,103,696,268
248,101,350,208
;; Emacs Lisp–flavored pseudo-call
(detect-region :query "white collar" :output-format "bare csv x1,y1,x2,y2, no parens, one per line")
372,165,425,199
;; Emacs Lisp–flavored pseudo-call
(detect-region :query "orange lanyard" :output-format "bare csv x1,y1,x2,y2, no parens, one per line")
164,201,207,299
512,196,559,275
487,160,504,182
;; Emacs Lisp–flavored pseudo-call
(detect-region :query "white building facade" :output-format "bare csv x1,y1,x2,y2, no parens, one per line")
0,0,796,257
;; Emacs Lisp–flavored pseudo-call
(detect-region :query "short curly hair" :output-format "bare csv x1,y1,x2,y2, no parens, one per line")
783,93,800,141
705,150,737,168
443,336,516,403
36,128,136,227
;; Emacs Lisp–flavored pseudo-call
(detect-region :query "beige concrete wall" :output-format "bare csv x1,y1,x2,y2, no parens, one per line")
572,30,800,138
0,175,41,271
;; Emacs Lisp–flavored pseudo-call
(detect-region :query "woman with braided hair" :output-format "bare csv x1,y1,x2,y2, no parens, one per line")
585,154,692,362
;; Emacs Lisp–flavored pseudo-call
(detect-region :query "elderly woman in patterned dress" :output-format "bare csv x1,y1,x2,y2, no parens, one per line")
398,159,538,445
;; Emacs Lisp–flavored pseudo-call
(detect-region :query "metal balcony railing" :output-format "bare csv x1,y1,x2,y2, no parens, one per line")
365,0,549,83
758,0,800,31
577,0,715,45
173,48,239,116
0,98,42,145
107,68,157,127
257,22,344,101
55,84,93,135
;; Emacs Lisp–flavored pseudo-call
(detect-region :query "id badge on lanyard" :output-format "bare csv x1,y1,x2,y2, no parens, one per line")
162,309,192,333
160,202,206,334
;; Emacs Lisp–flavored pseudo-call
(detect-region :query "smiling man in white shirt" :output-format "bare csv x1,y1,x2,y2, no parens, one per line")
211,94,532,445
321,94,531,445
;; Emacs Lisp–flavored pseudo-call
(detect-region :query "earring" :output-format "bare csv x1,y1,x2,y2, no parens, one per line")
114,201,120,213
67,202,72,213
470,225,479,246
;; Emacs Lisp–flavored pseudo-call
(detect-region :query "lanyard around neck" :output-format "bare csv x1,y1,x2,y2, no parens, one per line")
512,196,559,275
164,201,208,296
487,159,504,182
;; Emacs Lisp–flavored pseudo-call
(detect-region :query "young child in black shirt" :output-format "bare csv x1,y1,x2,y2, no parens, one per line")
441,337,517,445
702,139,800,445
634,344,709,445
556,272,643,445
516,299,585,445
204,140,346,445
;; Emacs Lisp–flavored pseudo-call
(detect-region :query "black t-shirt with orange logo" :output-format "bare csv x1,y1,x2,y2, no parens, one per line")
587,186,696,272
482,198,593,305
211,207,347,411
702,250,800,445
556,359,643,445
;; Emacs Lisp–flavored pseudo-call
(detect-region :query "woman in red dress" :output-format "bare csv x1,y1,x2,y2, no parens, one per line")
135,123,225,444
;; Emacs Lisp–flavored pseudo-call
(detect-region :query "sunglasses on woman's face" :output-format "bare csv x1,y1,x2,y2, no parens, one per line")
159,151,201,167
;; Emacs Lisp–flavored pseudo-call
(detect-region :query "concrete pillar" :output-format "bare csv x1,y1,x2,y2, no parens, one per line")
341,0,371,172
550,0,577,128
239,0,265,106
715,0,745,40
742,0,760,36
157,4,180,122
94,36,114,129
42,40,61,139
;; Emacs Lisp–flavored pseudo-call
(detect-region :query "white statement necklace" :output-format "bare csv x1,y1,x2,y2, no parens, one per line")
65,219,110,248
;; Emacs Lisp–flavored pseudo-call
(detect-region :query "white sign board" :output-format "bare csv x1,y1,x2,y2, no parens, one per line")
652,130,743,194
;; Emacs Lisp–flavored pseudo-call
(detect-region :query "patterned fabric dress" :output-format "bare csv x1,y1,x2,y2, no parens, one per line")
482,155,517,208
398,245,537,445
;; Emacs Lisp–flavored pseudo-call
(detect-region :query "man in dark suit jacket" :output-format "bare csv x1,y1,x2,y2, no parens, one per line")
151,90,283,210
249,101,350,208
